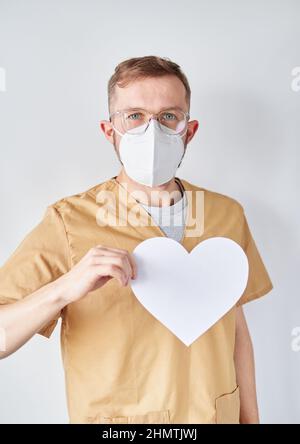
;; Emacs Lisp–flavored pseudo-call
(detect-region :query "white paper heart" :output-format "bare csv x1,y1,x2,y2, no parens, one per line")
131,236,249,346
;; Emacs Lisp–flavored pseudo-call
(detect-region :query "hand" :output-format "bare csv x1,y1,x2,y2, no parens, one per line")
55,245,137,304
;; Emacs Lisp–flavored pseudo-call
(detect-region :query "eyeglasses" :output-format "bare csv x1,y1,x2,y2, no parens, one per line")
109,107,190,136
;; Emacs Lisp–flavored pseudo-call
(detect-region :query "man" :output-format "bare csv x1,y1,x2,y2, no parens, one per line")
0,55,273,424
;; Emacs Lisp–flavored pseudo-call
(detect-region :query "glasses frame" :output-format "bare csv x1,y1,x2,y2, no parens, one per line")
109,107,190,136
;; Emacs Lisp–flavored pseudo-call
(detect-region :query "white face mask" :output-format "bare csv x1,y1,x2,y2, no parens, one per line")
115,119,186,187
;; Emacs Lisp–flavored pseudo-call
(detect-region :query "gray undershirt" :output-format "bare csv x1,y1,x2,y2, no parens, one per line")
140,191,188,243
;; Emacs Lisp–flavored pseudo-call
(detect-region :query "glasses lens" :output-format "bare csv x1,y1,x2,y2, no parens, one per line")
158,109,187,134
123,110,148,134
112,109,188,135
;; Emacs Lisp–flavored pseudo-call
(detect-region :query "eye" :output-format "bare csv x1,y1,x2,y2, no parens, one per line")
127,113,142,120
161,112,176,120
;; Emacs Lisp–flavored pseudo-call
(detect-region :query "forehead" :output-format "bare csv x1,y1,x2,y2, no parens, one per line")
111,75,188,113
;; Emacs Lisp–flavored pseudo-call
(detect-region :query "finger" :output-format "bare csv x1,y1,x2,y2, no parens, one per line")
92,246,136,280
92,255,132,283
94,263,127,287
126,252,137,280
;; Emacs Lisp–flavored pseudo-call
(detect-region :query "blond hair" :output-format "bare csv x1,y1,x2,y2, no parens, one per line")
108,55,191,114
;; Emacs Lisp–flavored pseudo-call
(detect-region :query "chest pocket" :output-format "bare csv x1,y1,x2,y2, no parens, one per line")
87,409,170,424
215,385,240,424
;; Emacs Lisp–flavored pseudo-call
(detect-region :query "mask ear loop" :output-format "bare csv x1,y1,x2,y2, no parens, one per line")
176,126,188,168
177,119,189,139
179,127,188,138
111,124,124,137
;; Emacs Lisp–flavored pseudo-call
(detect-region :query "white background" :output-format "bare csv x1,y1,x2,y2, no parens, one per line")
0,0,299,423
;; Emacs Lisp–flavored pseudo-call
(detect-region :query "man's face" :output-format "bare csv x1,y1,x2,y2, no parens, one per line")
100,74,199,165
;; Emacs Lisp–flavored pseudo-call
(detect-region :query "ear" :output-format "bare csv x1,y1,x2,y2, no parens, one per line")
100,119,115,144
186,120,199,144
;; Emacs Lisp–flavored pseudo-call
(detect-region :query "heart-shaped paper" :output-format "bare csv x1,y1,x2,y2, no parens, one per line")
131,236,249,346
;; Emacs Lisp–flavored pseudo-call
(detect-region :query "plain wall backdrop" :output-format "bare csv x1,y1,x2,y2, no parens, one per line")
0,0,299,423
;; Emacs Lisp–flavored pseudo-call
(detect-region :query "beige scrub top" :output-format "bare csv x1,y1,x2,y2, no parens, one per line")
0,177,273,424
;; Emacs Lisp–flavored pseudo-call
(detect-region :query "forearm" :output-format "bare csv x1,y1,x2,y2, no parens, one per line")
0,244,136,359
0,278,68,359
234,306,260,424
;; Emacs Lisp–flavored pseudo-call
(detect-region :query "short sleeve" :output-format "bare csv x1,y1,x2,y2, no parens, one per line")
0,205,71,338
236,209,273,306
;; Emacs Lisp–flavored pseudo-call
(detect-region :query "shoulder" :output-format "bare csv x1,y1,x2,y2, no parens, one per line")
47,177,116,215
178,177,245,216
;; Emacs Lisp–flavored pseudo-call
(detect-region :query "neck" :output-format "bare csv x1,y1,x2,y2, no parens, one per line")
115,168,183,207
